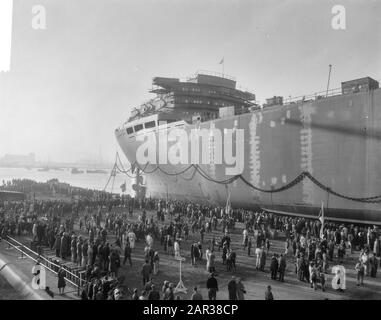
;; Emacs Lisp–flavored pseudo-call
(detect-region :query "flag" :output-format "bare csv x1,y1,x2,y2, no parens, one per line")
318,201,324,239
120,182,126,193
219,57,224,64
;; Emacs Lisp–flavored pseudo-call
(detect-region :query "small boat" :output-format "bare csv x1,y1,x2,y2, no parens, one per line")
71,168,84,174
86,169,108,174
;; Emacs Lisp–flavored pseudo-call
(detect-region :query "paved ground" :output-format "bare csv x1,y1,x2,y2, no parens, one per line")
0,274,25,300
4,208,381,300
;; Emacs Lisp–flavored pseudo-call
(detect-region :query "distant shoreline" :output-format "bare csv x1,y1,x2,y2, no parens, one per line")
0,167,130,195
0,165,112,170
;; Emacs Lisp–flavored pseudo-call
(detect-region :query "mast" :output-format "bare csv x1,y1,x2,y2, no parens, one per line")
326,64,332,97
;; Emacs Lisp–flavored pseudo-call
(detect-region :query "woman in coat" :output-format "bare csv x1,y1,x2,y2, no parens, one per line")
259,247,267,271
153,251,160,275
57,266,66,295
205,249,211,272
54,234,61,257
109,250,120,278
87,242,93,267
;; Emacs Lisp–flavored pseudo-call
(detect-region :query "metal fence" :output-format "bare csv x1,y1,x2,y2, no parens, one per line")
3,236,86,296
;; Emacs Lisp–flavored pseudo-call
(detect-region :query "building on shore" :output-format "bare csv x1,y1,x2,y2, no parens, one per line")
0,153,36,167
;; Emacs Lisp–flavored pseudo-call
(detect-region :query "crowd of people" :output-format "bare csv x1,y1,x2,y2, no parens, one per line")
1,178,380,300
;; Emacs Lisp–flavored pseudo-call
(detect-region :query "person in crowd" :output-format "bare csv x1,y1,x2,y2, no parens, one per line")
191,286,203,300
128,230,136,250
71,235,77,263
242,228,248,250
57,266,66,295
265,238,271,255
153,251,160,275
139,290,147,300
255,245,262,270
206,273,218,300
265,285,274,300
278,254,286,282
270,253,279,280
82,240,88,268
236,278,246,300
248,236,252,256
163,283,175,300
148,284,160,300
131,288,139,300
174,240,181,259
54,234,61,258
161,280,169,299
355,260,365,286
320,272,326,292
123,241,132,267
109,250,120,278
369,253,378,278
259,246,267,271
227,276,237,300
206,247,212,272
141,260,152,286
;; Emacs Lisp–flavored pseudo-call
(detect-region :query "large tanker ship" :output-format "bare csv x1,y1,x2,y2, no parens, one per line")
115,71,381,225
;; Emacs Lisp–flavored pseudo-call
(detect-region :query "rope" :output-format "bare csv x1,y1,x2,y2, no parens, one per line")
106,152,381,203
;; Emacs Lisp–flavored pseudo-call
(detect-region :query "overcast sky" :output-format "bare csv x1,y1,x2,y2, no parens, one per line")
0,0,380,163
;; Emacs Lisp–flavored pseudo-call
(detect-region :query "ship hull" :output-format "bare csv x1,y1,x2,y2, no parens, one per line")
116,88,381,225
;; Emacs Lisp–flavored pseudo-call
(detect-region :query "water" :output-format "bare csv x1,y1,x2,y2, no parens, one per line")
0,167,132,194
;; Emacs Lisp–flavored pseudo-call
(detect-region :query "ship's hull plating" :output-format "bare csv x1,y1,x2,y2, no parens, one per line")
117,89,381,224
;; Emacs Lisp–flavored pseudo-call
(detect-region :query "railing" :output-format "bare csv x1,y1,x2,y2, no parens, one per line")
281,86,343,106
272,77,381,107
3,236,86,295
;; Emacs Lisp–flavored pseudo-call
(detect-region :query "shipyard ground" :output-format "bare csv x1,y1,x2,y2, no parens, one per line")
0,274,24,300
1,208,380,300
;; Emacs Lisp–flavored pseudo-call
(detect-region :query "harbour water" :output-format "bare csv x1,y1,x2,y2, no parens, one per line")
0,167,132,194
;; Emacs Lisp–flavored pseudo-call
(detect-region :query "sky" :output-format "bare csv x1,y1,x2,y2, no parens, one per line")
0,0,380,163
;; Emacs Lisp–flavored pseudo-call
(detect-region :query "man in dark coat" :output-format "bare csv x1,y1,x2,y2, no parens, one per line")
206,273,218,300
103,243,110,271
278,254,286,282
227,276,237,300
92,242,98,266
54,234,61,257
141,260,152,286
270,254,279,280
147,284,160,300
123,242,132,266
221,233,231,249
